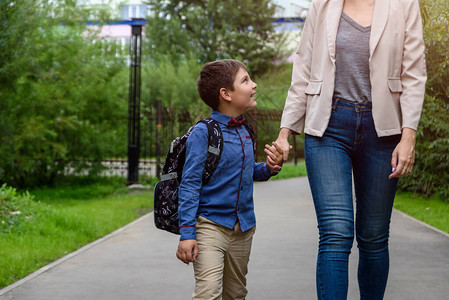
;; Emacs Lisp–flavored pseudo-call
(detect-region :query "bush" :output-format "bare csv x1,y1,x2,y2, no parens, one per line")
0,184,39,234
0,0,128,188
398,0,449,200
142,56,204,110
420,0,449,101
399,95,449,199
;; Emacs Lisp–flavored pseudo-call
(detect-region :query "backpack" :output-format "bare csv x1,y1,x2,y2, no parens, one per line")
153,117,255,234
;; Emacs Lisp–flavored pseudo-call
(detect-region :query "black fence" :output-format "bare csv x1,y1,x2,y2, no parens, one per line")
99,101,302,181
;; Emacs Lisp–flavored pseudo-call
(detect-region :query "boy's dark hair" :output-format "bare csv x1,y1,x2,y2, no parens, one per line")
197,59,246,110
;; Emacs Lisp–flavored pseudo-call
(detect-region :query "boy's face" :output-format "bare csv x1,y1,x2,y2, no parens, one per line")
227,68,258,113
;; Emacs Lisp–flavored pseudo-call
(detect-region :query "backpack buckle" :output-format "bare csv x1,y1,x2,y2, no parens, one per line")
161,172,177,181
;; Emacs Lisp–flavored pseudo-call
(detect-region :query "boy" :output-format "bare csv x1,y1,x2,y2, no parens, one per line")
176,59,284,300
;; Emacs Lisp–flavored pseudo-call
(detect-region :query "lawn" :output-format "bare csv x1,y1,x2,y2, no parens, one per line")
394,192,449,234
0,177,153,288
272,161,307,180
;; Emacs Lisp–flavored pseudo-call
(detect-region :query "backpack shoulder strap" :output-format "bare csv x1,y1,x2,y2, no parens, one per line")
242,121,257,158
197,118,223,185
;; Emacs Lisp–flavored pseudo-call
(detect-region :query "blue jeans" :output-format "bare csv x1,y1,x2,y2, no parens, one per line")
304,99,401,300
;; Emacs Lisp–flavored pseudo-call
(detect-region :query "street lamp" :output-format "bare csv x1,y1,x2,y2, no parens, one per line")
127,18,145,184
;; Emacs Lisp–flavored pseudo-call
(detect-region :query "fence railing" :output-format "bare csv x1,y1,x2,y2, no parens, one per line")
99,101,302,180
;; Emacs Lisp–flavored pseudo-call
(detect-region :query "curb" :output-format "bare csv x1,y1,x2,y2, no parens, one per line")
393,208,449,239
0,212,153,296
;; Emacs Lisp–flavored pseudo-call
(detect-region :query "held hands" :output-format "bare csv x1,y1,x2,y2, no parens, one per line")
176,239,198,264
265,142,285,173
275,128,293,162
389,128,417,179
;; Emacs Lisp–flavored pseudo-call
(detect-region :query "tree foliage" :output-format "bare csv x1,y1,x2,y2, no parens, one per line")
145,0,287,75
420,0,449,101
399,95,449,198
398,0,449,200
0,0,127,188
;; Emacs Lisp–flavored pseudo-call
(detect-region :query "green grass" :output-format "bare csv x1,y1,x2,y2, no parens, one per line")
272,161,307,180
0,177,153,288
394,192,449,234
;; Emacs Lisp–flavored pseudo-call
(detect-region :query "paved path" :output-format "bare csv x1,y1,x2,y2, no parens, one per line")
1,178,449,299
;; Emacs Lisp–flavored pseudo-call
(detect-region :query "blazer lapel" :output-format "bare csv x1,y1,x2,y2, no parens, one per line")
370,0,389,57
326,0,344,65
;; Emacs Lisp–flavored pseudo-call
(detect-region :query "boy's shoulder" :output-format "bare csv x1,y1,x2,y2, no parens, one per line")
187,121,209,144
186,119,223,158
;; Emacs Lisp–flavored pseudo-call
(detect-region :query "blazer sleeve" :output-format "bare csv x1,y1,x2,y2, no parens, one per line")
400,0,427,131
280,0,319,134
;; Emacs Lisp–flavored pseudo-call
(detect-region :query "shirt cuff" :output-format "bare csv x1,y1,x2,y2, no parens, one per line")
179,226,196,241
263,164,280,178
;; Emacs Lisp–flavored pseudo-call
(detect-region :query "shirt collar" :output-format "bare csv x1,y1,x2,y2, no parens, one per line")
211,110,243,126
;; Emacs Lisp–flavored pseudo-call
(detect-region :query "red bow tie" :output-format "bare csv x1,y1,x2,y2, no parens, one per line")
227,117,247,128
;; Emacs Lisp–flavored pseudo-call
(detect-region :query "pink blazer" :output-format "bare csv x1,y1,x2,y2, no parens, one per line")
280,0,427,137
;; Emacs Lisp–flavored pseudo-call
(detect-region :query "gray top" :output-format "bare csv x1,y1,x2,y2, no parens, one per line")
333,12,372,103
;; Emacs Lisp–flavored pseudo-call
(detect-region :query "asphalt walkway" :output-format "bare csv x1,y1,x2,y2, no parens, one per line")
1,177,448,299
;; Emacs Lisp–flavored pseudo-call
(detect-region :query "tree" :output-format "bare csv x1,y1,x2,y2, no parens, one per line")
420,0,449,102
398,0,449,199
0,0,128,188
145,0,286,75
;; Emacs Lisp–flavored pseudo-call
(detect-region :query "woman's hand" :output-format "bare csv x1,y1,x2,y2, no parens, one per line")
275,128,293,162
389,128,416,179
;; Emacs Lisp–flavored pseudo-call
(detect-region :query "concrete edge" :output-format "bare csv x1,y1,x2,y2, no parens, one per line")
393,208,449,239
0,212,154,296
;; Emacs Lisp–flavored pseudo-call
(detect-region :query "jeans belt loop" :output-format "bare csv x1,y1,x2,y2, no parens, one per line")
332,98,340,112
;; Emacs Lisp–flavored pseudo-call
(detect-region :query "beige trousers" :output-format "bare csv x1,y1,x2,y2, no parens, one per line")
192,216,256,300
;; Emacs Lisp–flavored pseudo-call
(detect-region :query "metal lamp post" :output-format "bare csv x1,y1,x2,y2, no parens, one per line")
127,18,145,184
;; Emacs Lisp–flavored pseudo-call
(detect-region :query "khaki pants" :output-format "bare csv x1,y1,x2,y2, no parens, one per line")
192,216,256,300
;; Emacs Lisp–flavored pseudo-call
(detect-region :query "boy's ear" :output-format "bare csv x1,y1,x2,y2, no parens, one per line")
219,88,232,103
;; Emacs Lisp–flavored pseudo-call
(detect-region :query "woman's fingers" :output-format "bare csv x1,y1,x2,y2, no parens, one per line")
389,143,415,179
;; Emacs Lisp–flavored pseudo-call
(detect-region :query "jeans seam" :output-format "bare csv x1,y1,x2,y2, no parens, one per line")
354,110,360,145
317,258,325,299
361,111,366,143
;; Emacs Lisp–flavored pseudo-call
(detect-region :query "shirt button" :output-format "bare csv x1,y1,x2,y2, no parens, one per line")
240,187,243,191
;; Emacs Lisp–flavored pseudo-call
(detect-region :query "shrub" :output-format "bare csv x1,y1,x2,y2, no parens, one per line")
0,184,39,234
398,0,449,200
420,0,449,101
399,95,449,199
0,0,127,187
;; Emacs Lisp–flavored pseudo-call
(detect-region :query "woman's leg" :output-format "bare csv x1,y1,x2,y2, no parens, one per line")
305,100,359,300
352,112,401,300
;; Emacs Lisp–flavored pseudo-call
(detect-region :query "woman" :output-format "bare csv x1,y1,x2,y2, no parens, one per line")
276,0,426,299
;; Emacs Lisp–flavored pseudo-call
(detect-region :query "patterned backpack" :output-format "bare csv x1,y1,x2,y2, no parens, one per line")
153,117,255,234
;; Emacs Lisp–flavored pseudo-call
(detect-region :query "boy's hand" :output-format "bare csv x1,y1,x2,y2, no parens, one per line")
176,239,198,263
264,142,284,173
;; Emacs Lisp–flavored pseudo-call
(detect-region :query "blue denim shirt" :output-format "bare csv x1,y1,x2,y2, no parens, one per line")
178,110,276,240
